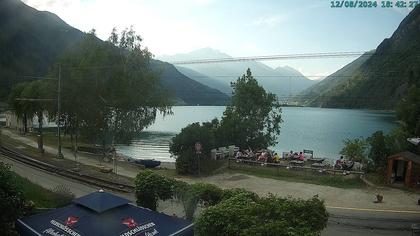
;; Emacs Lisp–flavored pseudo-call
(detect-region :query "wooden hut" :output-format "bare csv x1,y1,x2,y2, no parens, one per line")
386,152,420,187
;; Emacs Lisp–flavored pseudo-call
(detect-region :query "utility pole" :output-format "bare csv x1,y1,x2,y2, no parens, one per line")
57,64,63,158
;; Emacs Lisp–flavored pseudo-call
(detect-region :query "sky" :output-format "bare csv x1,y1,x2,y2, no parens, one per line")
23,0,413,78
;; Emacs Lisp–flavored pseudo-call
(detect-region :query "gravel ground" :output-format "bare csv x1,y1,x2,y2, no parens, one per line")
179,173,420,211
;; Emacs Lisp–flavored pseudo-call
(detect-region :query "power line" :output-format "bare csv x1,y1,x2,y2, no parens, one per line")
168,51,373,65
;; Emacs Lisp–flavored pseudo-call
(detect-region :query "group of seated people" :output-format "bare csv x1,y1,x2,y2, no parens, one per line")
234,148,283,163
285,151,306,161
334,156,354,170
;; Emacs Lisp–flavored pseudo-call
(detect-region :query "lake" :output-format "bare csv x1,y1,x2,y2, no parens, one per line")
115,106,397,162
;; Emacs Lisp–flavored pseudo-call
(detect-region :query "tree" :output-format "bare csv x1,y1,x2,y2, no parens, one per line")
396,85,420,137
20,81,50,152
218,68,282,150
47,27,172,153
385,128,414,154
170,119,219,175
170,119,219,157
173,183,224,220
8,83,30,134
0,162,26,234
367,131,391,171
340,138,368,162
134,170,173,211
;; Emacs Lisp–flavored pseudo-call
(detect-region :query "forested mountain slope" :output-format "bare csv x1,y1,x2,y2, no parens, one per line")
0,0,229,105
300,5,420,109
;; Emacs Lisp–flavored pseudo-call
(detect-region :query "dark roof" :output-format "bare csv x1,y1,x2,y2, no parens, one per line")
16,191,194,236
72,191,131,213
388,151,420,164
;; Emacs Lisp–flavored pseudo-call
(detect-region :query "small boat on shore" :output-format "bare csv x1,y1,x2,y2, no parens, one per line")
134,159,161,168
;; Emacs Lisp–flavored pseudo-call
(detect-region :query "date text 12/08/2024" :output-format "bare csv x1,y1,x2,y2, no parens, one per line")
331,0,419,8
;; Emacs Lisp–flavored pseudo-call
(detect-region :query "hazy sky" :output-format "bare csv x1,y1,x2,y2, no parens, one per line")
23,0,412,78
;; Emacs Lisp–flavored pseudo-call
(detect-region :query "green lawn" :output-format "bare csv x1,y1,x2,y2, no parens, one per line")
28,130,92,150
13,173,73,208
227,161,366,189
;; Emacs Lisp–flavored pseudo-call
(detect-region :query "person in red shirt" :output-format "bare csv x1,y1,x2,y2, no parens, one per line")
298,152,305,161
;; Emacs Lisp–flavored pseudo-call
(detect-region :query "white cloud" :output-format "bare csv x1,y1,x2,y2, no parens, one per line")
191,0,216,6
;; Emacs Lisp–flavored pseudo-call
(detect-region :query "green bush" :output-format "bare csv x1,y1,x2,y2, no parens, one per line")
171,182,224,220
221,188,259,202
134,170,173,211
175,149,198,175
340,138,368,162
189,183,223,207
195,194,328,236
0,162,26,235
171,120,224,176
170,120,219,157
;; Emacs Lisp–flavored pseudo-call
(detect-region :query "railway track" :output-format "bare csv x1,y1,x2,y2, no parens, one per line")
0,145,135,193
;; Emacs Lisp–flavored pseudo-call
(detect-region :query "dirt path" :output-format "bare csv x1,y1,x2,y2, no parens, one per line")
179,173,420,211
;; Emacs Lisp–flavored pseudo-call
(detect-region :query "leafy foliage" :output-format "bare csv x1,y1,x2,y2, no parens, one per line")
172,69,283,175
8,83,31,133
221,188,259,202
170,119,220,175
133,171,328,234
134,170,173,211
195,193,328,236
340,138,368,162
49,28,172,145
8,80,51,151
396,85,420,137
0,162,26,235
218,68,282,150
188,183,224,207
174,149,198,175
360,127,414,173
367,131,391,172
170,119,219,157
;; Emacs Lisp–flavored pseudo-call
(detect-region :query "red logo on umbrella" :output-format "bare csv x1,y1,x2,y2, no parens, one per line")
65,216,79,227
122,218,138,228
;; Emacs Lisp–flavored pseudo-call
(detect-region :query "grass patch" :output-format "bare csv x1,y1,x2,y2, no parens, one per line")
150,168,177,178
227,162,366,189
364,173,387,186
13,173,73,208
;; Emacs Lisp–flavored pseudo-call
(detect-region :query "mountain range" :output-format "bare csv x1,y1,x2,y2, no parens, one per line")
3,0,418,109
0,0,229,105
157,48,317,98
299,5,420,109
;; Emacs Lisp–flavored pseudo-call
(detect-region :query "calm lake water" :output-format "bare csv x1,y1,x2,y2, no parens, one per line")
115,106,397,162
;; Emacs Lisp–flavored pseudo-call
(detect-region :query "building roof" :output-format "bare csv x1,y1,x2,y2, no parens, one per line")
72,190,130,213
388,151,420,164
